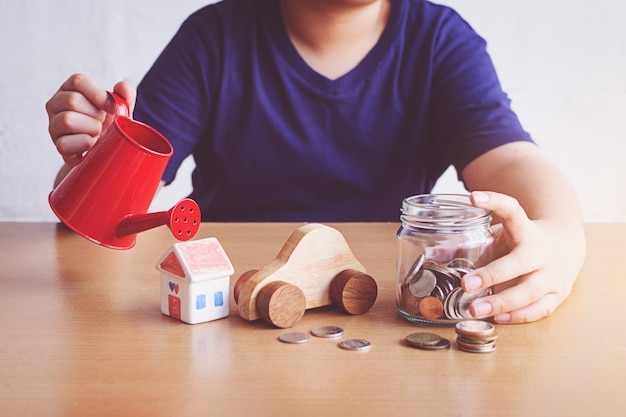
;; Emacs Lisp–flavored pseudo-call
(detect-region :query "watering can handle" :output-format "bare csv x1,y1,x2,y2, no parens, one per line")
108,91,131,118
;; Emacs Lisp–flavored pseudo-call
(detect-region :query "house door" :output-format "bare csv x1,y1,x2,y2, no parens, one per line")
168,295,181,320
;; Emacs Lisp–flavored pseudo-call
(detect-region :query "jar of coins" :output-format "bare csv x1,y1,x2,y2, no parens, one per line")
396,194,495,326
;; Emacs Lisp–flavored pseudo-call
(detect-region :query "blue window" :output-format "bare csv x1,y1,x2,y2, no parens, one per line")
214,291,224,307
196,294,207,310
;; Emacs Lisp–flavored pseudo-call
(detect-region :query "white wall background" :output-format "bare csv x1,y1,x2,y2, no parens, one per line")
1,0,624,222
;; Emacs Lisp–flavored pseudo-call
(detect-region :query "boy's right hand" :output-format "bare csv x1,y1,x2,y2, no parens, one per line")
46,74,136,168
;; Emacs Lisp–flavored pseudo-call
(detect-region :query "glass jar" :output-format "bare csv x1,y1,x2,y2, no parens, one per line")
396,194,495,326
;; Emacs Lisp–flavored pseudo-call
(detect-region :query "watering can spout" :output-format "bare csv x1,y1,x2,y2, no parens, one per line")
116,198,201,242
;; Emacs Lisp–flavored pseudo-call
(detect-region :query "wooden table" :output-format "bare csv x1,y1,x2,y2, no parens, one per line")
1,222,625,417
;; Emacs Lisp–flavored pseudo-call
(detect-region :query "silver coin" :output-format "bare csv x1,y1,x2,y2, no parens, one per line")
403,253,426,285
311,325,344,338
455,319,495,337
429,282,446,302
422,260,449,275
456,340,497,354
443,287,464,320
457,289,491,319
443,265,463,282
447,258,476,274
278,332,310,344
434,269,457,292
338,338,372,351
408,268,437,297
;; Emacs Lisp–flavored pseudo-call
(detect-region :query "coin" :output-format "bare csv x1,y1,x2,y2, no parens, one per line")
444,287,464,320
447,258,476,275
457,288,491,319
409,268,437,297
455,320,498,353
418,296,444,320
457,331,499,344
399,285,422,317
403,253,426,286
456,339,497,354
311,325,344,338
338,338,372,351
406,332,442,347
399,255,492,322
457,335,498,346
455,320,495,338
416,337,451,351
278,332,310,344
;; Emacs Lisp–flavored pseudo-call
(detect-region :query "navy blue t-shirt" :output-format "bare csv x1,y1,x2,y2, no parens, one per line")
135,0,533,221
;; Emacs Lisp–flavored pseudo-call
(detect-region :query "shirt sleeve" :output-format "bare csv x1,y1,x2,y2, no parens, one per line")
133,9,218,184
428,9,533,180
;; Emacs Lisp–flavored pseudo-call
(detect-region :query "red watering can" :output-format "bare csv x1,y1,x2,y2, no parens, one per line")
49,92,201,249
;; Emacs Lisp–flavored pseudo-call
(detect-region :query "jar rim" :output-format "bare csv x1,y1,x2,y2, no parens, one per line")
400,194,492,229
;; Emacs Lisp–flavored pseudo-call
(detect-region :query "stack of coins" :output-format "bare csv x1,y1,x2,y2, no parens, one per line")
398,255,491,322
454,320,498,353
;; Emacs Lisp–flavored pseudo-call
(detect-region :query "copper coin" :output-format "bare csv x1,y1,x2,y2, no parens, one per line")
417,337,451,351
457,335,498,346
418,296,444,320
399,285,422,316
406,332,443,347
457,332,499,344
405,332,451,350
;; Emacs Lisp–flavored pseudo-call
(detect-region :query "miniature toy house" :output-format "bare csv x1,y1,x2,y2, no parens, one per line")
156,237,234,324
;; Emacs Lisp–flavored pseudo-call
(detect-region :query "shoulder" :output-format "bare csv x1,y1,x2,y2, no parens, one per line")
400,0,473,27
396,0,484,47
183,0,272,31
170,0,278,53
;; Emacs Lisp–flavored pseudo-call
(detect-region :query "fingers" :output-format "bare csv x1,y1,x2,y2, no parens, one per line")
46,74,136,166
48,94,106,166
464,191,541,288
471,191,527,246
112,80,137,113
463,191,557,323
46,89,107,146
52,73,113,114
470,272,570,324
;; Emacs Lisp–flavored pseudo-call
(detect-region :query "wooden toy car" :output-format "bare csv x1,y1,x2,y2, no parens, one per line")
234,223,378,328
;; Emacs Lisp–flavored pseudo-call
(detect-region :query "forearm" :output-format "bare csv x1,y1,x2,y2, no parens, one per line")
463,142,585,242
460,141,586,322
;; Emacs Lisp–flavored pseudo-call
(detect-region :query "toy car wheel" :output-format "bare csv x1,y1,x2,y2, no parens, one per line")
256,281,306,328
233,269,259,305
330,269,378,315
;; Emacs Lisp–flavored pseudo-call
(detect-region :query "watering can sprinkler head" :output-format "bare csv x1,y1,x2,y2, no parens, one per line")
116,198,201,244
